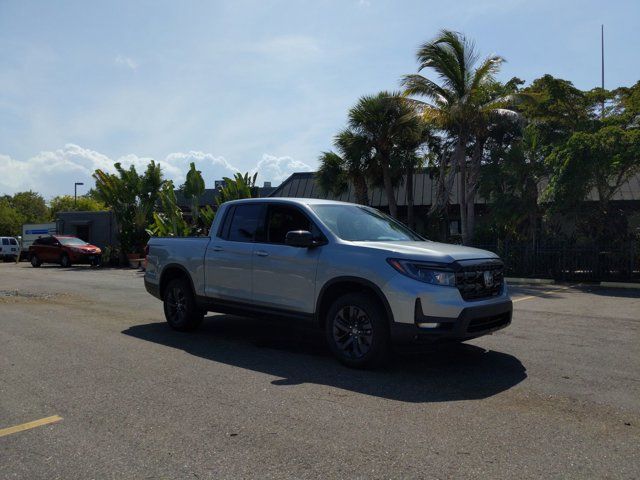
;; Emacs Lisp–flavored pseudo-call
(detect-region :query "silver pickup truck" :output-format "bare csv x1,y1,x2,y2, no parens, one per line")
144,198,512,368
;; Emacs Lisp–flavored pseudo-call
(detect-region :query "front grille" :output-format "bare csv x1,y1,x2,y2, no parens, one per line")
467,312,510,333
455,261,504,301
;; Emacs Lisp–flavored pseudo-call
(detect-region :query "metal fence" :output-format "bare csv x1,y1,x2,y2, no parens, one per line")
472,241,640,283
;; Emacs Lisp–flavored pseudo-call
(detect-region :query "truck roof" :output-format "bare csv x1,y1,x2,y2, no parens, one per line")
222,197,353,207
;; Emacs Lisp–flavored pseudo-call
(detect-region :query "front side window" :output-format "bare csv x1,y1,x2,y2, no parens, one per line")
310,204,423,242
9,238,17,245
226,204,264,242
264,205,315,244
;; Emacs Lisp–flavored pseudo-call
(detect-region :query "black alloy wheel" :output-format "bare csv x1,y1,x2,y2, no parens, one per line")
325,292,389,369
332,305,374,360
163,278,204,331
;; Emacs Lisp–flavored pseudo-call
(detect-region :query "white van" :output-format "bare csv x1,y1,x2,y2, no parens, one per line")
0,236,20,262
21,222,57,255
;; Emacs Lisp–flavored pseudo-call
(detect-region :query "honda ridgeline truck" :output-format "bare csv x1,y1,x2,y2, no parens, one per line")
144,198,512,368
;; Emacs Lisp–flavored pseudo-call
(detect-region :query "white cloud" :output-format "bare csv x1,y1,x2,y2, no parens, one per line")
114,54,138,71
0,145,312,199
358,0,371,7
251,154,313,184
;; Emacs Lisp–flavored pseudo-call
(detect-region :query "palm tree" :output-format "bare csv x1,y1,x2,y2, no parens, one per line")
348,91,421,218
394,120,438,229
402,30,516,244
317,129,371,205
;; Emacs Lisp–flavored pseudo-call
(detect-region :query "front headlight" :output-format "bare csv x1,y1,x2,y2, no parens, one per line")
387,258,456,286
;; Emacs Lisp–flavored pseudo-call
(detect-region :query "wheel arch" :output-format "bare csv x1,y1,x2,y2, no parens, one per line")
159,263,196,301
315,276,394,329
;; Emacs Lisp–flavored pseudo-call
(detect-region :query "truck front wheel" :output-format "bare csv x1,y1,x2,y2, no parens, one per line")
163,278,204,331
325,292,389,369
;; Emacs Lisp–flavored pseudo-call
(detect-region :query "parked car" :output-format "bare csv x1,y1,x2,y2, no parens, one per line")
144,199,512,368
29,235,102,268
0,236,20,262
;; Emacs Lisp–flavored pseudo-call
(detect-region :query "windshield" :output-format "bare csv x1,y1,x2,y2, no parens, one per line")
310,204,423,242
58,237,89,246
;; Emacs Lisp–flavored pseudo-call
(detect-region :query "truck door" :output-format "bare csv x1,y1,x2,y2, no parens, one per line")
204,203,264,303
251,204,322,314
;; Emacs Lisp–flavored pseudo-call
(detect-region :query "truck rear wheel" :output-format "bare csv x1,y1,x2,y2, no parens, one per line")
163,278,204,331
325,292,389,369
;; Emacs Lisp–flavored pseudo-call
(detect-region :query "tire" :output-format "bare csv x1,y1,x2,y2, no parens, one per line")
163,277,204,331
325,292,390,369
60,253,71,268
30,255,41,268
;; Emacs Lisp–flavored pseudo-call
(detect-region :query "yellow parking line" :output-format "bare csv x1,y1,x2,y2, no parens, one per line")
0,415,62,438
512,285,574,303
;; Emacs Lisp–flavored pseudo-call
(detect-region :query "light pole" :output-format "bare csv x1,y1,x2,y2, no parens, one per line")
74,182,84,207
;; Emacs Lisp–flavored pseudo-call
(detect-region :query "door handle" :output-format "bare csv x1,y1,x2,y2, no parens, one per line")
254,250,269,257
211,246,223,252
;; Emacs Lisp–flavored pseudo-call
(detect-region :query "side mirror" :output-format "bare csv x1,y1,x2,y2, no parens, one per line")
285,230,314,248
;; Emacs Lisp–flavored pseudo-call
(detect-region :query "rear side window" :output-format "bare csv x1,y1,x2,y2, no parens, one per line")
226,204,264,242
1,238,8,245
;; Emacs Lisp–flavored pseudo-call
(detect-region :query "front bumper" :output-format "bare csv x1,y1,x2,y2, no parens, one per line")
390,299,513,345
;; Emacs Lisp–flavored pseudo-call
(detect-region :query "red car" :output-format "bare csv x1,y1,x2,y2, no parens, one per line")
29,235,102,268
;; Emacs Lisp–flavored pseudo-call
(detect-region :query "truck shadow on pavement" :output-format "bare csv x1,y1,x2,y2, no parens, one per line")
123,315,527,403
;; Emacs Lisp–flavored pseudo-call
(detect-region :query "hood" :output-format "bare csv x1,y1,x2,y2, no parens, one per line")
351,241,498,263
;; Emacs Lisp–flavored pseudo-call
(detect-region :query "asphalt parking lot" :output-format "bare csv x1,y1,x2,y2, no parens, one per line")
1,263,639,479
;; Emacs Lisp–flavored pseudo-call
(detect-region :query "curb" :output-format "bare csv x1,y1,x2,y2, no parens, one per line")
600,281,640,290
506,277,640,289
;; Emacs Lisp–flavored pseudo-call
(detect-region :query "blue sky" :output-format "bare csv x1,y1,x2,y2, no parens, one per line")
1,0,638,198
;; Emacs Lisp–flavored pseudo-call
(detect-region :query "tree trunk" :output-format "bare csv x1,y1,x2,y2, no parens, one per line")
462,138,485,245
455,135,469,244
353,173,369,206
382,161,398,218
459,164,468,244
406,168,415,229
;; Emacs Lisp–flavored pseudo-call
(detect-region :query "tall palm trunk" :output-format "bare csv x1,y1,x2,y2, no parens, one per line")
380,151,398,218
451,134,469,243
382,165,398,218
352,174,369,206
463,138,485,245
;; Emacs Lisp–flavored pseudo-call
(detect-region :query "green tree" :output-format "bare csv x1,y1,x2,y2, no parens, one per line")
147,181,191,237
93,161,163,255
181,162,206,225
347,91,421,219
49,195,106,219
0,198,23,236
216,172,258,205
544,126,640,223
402,30,516,243
9,191,49,224
317,129,372,206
